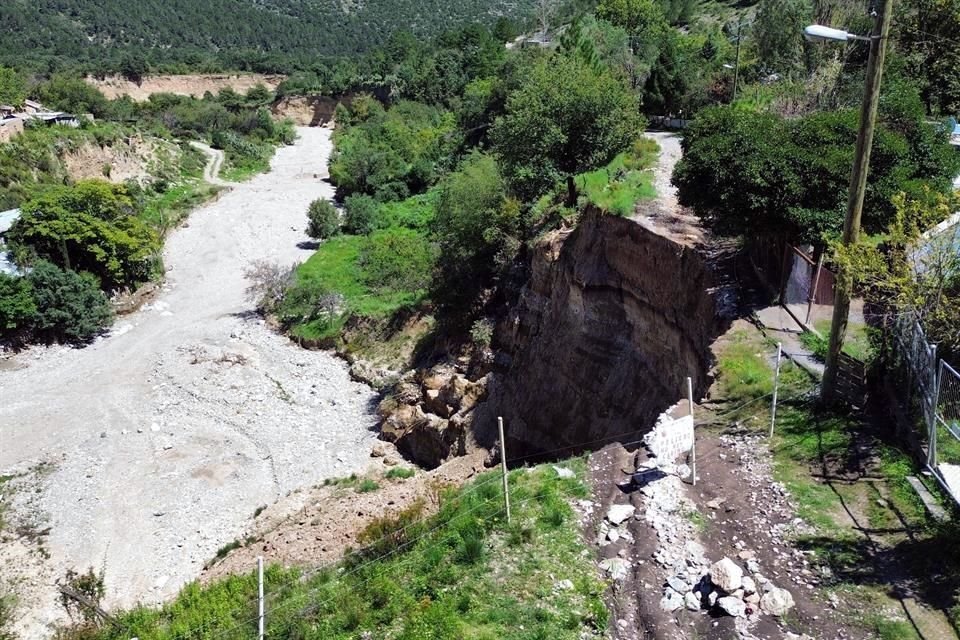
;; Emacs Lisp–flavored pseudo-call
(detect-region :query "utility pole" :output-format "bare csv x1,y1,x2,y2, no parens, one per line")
770,343,783,438
822,0,894,402
732,20,743,102
257,556,265,640
498,416,511,524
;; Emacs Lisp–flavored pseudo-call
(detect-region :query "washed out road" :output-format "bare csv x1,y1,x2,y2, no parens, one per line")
0,127,378,637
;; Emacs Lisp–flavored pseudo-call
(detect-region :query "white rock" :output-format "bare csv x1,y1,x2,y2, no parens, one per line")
709,557,744,593
552,466,575,479
554,579,574,591
742,576,756,595
760,587,795,616
599,557,632,580
606,504,636,525
667,576,689,593
685,591,701,611
717,596,747,617
708,591,718,607
660,588,684,612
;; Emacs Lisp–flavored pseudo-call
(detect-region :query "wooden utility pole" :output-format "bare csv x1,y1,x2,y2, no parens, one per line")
822,0,894,402
732,20,743,102
687,377,696,486
258,556,265,640
498,417,511,524
770,343,783,438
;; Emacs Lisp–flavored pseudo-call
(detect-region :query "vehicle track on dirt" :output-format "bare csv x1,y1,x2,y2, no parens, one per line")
0,127,379,639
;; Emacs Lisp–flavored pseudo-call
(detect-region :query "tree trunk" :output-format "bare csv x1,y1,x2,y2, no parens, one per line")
566,175,577,207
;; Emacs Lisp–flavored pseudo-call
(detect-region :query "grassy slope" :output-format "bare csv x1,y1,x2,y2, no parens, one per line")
84,461,607,640
712,323,960,638
577,138,658,216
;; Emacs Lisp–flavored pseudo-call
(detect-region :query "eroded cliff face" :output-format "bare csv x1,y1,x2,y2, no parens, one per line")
474,207,730,456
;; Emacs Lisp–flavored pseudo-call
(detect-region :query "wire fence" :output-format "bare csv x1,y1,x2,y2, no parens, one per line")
890,312,960,504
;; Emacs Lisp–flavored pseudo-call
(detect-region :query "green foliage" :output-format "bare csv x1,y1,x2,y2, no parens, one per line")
343,194,380,235
754,0,810,77
33,75,111,118
306,199,341,240
673,105,960,245
896,0,960,115
356,478,381,493
385,467,416,480
82,460,607,640
26,261,113,344
358,228,437,295
0,1,535,74
432,152,513,310
9,181,161,290
0,67,26,107
0,274,36,334
596,0,669,35
491,53,643,203
329,100,457,202
576,138,658,215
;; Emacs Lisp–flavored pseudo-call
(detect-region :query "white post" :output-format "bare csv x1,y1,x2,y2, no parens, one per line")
498,417,511,524
687,377,696,487
257,556,264,640
770,343,783,438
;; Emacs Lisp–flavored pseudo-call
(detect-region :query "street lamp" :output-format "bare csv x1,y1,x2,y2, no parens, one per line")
805,0,894,403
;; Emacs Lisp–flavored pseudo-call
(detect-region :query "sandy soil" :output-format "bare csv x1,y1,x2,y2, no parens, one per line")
0,127,379,638
87,74,284,102
634,131,705,248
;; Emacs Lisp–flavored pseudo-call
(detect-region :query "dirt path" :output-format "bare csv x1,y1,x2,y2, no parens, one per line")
0,127,379,638
189,141,240,188
634,131,704,248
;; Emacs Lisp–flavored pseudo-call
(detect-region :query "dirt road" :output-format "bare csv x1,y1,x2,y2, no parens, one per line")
189,141,240,187
0,127,379,638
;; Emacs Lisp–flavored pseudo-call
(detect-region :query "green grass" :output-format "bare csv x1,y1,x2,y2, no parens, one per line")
576,139,658,216
140,182,222,232
82,460,607,640
356,478,380,493
716,330,776,400
385,467,416,480
286,235,426,342
800,320,875,363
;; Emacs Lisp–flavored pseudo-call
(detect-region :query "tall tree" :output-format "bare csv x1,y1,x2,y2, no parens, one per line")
491,53,643,203
755,0,811,76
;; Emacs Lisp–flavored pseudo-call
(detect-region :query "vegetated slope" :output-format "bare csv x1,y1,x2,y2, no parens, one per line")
0,0,534,70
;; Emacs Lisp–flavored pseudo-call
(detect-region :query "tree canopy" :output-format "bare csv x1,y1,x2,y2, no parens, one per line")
491,53,643,203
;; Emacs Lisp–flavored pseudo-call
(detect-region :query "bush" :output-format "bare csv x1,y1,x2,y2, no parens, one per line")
0,274,36,335
343,194,380,235
243,260,294,313
27,261,113,344
358,228,436,294
306,199,341,240
8,181,160,291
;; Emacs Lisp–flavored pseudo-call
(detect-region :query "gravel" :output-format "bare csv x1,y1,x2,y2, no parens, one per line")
0,127,378,638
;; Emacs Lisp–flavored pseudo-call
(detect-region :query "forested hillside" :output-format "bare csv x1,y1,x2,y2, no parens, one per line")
0,0,536,73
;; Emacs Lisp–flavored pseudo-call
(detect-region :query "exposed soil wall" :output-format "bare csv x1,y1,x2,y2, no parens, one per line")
87,74,284,102
475,207,730,456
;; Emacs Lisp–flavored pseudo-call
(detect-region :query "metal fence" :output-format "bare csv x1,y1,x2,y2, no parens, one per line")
931,360,960,502
892,313,960,504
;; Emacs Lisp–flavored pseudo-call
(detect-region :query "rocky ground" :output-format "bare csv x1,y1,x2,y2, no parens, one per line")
0,127,379,638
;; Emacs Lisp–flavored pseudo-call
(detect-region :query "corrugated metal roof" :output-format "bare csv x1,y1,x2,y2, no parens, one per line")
0,251,21,277
0,208,20,234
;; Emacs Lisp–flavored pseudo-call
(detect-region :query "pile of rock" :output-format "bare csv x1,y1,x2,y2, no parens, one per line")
378,364,489,469
662,555,795,619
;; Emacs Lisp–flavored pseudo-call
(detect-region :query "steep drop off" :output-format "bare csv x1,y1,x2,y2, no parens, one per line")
477,207,731,456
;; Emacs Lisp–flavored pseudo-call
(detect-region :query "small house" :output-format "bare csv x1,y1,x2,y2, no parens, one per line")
0,208,22,277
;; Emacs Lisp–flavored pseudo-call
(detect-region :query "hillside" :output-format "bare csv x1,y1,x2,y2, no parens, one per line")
0,0,534,72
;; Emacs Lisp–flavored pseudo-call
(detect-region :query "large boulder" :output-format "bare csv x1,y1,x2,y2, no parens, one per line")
760,587,795,616
709,557,743,593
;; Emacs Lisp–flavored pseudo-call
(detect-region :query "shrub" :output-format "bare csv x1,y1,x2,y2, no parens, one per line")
343,194,380,235
27,261,113,344
0,274,36,335
306,199,340,240
385,467,416,480
58,567,105,624
358,228,436,294
8,181,160,291
243,260,294,313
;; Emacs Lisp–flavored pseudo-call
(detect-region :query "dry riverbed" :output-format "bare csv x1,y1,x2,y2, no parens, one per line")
0,127,379,638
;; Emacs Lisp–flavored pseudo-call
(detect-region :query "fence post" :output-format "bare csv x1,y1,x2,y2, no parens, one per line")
770,343,783,438
498,417,511,524
805,253,825,326
687,377,696,487
929,361,943,470
257,556,264,640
